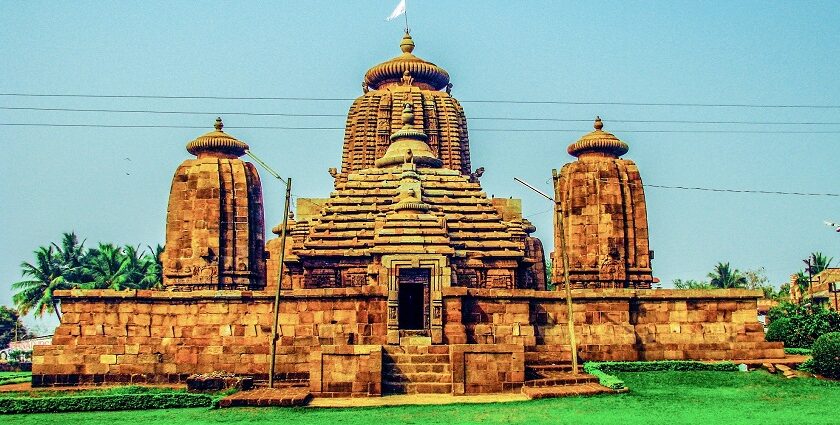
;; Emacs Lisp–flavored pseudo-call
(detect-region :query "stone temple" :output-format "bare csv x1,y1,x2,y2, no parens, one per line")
33,32,783,396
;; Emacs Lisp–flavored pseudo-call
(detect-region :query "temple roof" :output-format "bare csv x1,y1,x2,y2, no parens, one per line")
186,117,249,157
363,32,450,91
567,117,629,158
296,166,524,259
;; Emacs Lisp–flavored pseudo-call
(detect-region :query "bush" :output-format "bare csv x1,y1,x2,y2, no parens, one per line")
582,360,739,390
0,392,213,414
766,318,792,344
186,372,253,392
765,303,840,348
811,332,840,379
783,347,812,356
590,361,739,373
798,358,815,373
582,364,625,390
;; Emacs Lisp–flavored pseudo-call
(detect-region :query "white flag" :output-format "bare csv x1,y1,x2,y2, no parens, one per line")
386,0,406,21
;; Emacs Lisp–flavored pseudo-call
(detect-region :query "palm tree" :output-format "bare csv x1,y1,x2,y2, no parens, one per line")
81,243,134,290
806,252,833,275
51,232,88,284
12,246,69,320
707,262,748,289
143,244,164,289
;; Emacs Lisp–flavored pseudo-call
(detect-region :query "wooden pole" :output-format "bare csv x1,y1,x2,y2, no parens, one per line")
514,176,579,374
556,199,579,374
269,177,292,388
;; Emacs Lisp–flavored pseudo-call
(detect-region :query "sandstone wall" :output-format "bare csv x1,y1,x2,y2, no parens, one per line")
34,287,782,387
33,288,387,386
444,288,783,361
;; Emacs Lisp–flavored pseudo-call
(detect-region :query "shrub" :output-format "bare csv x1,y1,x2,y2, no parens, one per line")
811,332,840,379
583,363,625,390
765,303,840,348
783,347,812,356
766,318,792,343
186,372,253,392
591,361,739,373
798,358,815,373
582,360,739,390
0,392,213,414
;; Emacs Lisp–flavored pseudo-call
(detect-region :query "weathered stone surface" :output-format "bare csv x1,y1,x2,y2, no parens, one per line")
553,118,652,289
161,119,266,290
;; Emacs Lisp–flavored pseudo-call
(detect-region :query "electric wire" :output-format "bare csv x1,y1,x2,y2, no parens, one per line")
2,106,838,126
3,123,840,134
2,92,840,109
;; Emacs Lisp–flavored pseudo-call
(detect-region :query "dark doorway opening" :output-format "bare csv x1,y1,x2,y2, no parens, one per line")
398,268,430,330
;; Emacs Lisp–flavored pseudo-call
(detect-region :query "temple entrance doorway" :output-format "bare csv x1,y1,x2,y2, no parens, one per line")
398,268,430,331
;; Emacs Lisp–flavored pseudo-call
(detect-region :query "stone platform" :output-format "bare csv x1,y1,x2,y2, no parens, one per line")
33,287,783,393
218,387,312,408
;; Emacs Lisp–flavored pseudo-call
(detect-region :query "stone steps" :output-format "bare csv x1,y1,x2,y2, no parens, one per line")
382,345,453,395
524,372,599,387
218,387,312,408
522,383,613,399
382,381,453,394
384,354,451,364
383,363,451,374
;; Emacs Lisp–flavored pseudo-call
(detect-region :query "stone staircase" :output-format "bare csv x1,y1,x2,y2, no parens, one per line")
525,345,577,379
383,343,453,394
522,345,612,399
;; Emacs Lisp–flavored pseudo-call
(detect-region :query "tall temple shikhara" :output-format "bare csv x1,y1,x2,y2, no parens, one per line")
161,118,266,290
34,31,783,397
553,117,653,289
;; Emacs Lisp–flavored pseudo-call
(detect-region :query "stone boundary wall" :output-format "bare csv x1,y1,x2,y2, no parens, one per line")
34,287,783,387
443,288,784,361
33,288,387,386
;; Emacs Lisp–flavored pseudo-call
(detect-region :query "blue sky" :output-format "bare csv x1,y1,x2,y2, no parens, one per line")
2,1,838,332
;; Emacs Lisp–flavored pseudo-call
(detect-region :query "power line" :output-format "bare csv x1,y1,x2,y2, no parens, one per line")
4,122,840,134
2,92,840,109
590,177,840,198
0,106,345,118
2,106,839,126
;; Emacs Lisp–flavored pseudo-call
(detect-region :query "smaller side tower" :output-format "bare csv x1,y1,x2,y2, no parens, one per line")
160,118,266,290
552,117,652,289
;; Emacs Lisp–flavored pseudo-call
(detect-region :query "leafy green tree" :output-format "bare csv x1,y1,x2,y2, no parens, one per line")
51,232,89,283
707,262,748,289
81,243,135,290
742,267,778,298
806,252,833,275
0,306,31,350
12,245,70,320
144,244,164,289
81,243,162,290
672,279,712,290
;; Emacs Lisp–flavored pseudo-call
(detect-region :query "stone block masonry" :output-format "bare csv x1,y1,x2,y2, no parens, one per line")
34,287,782,389
33,287,386,386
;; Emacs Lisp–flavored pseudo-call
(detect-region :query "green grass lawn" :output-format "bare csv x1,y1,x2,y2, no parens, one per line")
0,372,31,386
2,371,839,425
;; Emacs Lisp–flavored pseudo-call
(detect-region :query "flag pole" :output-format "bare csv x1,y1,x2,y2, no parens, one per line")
404,0,410,33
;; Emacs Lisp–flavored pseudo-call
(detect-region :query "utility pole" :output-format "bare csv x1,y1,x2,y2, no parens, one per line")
804,258,814,303
514,177,579,374
244,150,291,388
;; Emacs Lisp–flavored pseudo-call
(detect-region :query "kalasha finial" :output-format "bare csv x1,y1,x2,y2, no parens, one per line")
214,117,224,131
400,31,415,54
401,103,414,126
594,116,603,131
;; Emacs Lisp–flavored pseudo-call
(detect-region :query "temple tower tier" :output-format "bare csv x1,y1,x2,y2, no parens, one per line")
161,118,266,290
552,117,653,289
340,32,471,180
